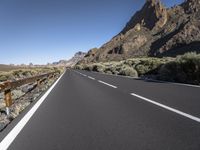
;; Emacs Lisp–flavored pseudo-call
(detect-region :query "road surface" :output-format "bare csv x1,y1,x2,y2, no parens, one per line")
1,69,200,150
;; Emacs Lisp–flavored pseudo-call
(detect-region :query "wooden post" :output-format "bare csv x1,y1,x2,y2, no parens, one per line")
37,79,41,86
4,89,12,115
48,75,52,80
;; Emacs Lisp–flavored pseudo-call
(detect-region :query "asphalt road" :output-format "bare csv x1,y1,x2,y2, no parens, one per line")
2,69,200,150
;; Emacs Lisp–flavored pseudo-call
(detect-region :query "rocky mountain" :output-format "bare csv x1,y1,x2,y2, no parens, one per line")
80,0,200,64
65,51,86,67
51,51,86,67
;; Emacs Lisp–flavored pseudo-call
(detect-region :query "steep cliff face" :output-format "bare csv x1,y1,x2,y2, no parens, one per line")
152,0,200,56
122,0,167,33
80,0,200,64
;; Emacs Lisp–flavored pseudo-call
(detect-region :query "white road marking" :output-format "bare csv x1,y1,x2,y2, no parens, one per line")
77,71,86,77
0,71,66,150
74,70,85,76
144,79,200,88
88,76,95,80
98,80,117,89
74,70,92,78
75,69,200,88
130,93,200,123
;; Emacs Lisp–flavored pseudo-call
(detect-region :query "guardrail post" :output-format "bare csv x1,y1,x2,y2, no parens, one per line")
4,89,12,115
37,79,41,86
0,72,56,116
48,75,52,80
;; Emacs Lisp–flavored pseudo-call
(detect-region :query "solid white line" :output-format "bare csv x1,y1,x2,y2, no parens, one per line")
0,71,66,150
98,80,117,89
130,93,200,123
145,79,200,88
88,76,95,80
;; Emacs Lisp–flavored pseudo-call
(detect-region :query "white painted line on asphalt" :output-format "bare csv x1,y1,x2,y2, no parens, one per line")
130,93,200,123
91,70,138,79
98,80,117,89
88,76,95,80
145,79,200,88
76,71,87,77
75,70,200,88
74,70,85,76
0,71,66,150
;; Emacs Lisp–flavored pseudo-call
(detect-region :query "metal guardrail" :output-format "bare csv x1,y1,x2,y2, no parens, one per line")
0,72,58,115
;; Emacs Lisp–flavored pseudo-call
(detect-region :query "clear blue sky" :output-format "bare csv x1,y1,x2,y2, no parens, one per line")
0,0,183,65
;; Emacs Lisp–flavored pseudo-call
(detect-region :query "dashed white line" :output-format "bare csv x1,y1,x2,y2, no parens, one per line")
98,80,117,89
0,71,66,150
130,93,200,123
88,76,95,80
74,70,87,77
78,72,87,77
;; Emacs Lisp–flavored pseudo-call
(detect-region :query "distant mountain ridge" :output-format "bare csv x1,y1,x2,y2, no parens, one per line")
80,0,200,64
65,51,86,67
51,51,86,67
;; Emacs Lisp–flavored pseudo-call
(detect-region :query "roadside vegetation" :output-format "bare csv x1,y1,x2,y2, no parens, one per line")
75,52,200,85
0,66,64,131
0,67,64,82
0,64,24,72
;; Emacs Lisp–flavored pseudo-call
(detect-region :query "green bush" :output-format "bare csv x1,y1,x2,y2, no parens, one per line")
75,53,200,85
124,59,141,67
158,52,200,84
135,64,149,76
0,67,60,82
92,64,105,73
0,75,8,81
84,65,93,71
74,65,84,70
105,70,113,75
119,65,138,77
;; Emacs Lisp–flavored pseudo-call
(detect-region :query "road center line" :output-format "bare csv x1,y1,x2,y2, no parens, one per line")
0,71,66,150
79,72,87,77
74,70,86,77
88,76,95,80
98,80,117,89
130,93,200,123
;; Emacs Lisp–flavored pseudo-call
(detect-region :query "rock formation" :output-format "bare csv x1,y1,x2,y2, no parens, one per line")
50,51,86,67
80,0,200,63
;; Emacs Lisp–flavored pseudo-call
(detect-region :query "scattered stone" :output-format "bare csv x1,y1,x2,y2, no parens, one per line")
0,113,10,131
0,75,58,132
12,90,25,100
21,84,35,93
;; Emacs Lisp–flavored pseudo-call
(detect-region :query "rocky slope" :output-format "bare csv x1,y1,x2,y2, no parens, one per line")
80,0,200,63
